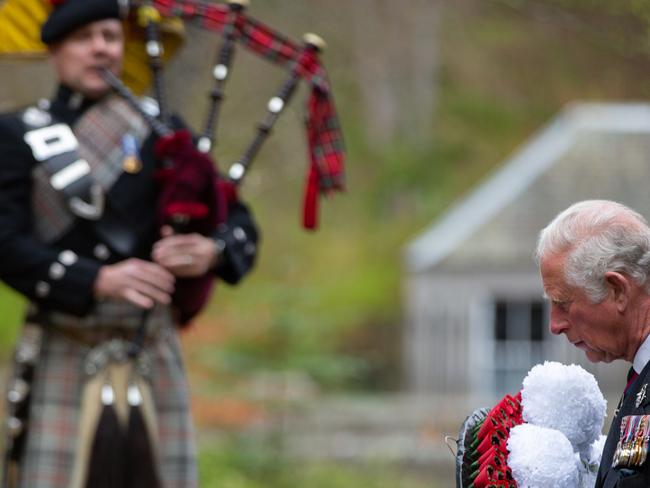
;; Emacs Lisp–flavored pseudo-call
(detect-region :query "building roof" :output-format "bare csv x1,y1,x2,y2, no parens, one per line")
405,103,650,274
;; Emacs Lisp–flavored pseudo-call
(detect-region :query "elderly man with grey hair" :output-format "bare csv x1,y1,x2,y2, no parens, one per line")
537,199,650,487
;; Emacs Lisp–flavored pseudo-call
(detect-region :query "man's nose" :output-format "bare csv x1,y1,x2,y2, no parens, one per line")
91,35,109,53
549,308,569,335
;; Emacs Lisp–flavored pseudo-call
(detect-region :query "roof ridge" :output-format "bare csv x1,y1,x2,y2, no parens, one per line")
405,102,650,273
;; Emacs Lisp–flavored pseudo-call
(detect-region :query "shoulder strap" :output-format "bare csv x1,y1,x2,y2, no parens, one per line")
24,96,151,255
22,105,105,221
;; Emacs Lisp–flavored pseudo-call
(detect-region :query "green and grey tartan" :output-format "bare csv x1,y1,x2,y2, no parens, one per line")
12,305,198,488
44,300,152,329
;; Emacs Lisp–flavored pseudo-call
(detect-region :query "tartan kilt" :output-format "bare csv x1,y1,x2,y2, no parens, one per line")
11,304,197,488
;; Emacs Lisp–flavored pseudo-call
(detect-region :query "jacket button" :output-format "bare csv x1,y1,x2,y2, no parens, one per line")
35,281,50,298
49,262,66,280
93,244,110,261
58,250,78,266
233,227,246,242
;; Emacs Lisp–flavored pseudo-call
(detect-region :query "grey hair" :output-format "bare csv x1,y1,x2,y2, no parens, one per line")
535,200,650,302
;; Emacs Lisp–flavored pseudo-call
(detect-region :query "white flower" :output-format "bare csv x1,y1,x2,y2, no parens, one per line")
521,361,606,458
588,435,607,466
508,424,579,488
577,435,607,488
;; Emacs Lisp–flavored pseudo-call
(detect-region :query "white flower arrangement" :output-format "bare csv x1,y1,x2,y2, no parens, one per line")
456,361,607,488
510,362,607,488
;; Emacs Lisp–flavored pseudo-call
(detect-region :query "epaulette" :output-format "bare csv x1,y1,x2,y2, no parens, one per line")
139,96,160,118
20,99,53,129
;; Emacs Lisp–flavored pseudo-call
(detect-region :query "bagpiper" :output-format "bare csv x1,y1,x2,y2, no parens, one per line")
0,1,259,486
0,0,346,485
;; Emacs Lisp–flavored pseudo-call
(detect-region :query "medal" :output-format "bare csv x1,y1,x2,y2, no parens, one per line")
613,415,650,468
22,106,52,128
121,134,142,174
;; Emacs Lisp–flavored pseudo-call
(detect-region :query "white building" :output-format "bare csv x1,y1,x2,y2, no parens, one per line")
404,103,650,410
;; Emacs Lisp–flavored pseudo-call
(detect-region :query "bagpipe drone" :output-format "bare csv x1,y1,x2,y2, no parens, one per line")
114,0,346,323
101,0,346,230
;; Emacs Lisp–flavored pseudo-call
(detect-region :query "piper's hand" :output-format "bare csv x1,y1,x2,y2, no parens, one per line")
94,258,176,309
152,226,220,278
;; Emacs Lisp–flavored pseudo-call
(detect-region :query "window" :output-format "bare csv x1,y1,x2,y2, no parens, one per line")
492,299,547,395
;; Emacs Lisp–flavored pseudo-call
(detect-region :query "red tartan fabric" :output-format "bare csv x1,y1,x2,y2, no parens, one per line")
152,0,346,228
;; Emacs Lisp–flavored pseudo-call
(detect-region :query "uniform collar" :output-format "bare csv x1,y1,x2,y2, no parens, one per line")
633,333,650,374
50,85,99,125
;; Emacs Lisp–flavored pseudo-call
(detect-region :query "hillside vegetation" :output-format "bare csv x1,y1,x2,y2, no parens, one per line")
179,0,650,391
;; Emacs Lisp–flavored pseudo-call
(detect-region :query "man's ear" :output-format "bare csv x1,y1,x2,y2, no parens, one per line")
604,271,631,312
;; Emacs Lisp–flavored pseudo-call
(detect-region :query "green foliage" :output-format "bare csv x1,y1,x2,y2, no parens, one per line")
197,280,374,388
198,435,283,488
198,437,435,488
0,284,25,354
508,0,650,54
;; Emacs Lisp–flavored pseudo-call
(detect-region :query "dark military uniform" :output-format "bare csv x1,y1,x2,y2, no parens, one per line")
0,86,259,488
597,361,650,488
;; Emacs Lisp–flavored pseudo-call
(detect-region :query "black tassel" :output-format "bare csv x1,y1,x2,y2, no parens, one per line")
84,384,125,488
124,384,161,488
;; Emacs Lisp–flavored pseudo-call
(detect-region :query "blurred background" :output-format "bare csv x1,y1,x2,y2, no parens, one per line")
4,0,650,486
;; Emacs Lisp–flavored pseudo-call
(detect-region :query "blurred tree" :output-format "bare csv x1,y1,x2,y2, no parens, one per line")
350,0,440,146
495,0,650,57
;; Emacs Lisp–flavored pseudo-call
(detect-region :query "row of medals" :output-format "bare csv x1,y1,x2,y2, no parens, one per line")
613,414,650,468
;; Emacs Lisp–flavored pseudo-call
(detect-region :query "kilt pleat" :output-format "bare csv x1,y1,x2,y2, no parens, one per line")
14,307,197,488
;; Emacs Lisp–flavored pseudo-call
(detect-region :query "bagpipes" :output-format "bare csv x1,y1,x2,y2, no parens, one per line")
0,0,345,322
100,11,345,479
112,0,345,225
101,0,347,324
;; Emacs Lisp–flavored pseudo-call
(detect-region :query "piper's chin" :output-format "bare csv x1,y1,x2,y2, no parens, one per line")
78,75,113,99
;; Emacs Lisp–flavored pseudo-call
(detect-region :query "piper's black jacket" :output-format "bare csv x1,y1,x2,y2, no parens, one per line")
0,85,259,317
597,361,650,488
